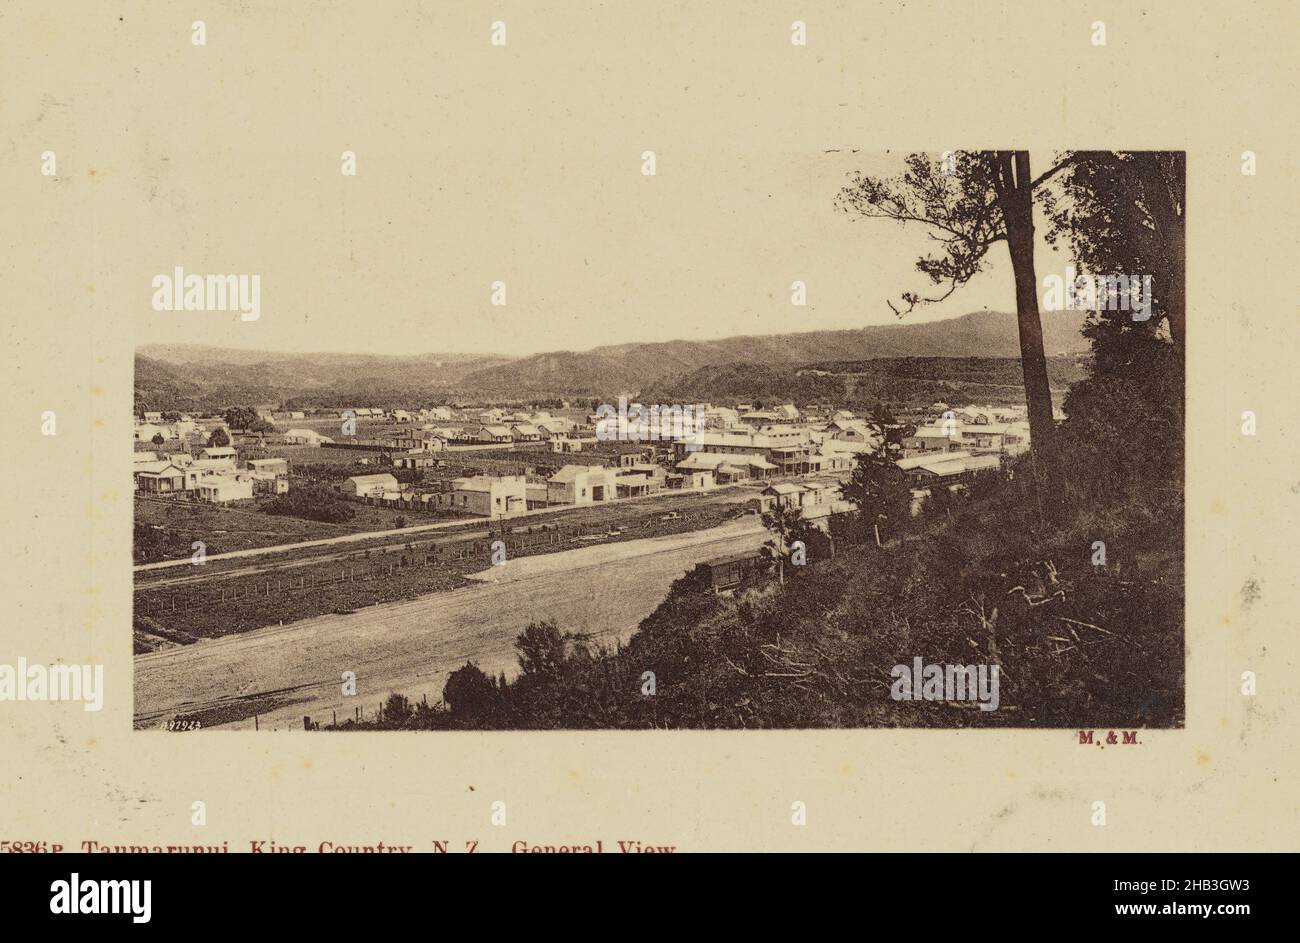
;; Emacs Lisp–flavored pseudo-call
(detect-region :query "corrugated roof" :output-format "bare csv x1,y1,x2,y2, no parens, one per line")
550,464,612,483
135,462,184,476
896,451,971,470
764,483,805,495
917,454,1002,476
347,473,398,486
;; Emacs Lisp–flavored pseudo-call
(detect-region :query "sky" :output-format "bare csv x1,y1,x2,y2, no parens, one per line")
98,6,1080,359
133,148,1066,359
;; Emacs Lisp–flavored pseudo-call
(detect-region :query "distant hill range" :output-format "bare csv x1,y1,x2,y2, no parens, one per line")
641,356,1088,411
134,348,511,410
136,310,1090,408
458,310,1089,395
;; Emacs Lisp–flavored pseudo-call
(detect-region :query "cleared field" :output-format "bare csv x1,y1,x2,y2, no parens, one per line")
133,518,767,730
134,492,453,561
134,498,753,646
269,445,387,465
134,496,351,557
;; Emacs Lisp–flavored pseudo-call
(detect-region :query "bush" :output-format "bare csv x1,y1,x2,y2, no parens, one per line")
263,485,356,524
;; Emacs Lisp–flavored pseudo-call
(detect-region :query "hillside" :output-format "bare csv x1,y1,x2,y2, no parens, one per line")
459,310,1090,395
134,348,512,411
135,310,1091,407
137,345,507,386
641,356,1089,409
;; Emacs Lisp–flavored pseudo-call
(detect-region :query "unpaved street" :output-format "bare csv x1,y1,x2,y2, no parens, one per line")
134,519,766,730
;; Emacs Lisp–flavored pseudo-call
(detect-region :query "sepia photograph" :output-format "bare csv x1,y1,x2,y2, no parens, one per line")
5,0,1294,883
132,151,1185,732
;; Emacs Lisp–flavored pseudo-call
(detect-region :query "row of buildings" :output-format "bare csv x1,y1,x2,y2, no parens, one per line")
340,455,675,519
132,448,289,503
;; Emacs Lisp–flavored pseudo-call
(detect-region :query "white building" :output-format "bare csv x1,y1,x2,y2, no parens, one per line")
342,473,399,498
436,475,527,517
284,428,334,446
198,445,237,464
134,423,170,442
248,457,289,477
196,474,254,503
547,465,618,505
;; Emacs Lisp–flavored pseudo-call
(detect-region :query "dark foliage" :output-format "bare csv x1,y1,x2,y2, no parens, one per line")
263,484,357,524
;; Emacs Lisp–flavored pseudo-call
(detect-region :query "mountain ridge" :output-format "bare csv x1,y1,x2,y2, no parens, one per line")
136,309,1091,405
458,310,1090,393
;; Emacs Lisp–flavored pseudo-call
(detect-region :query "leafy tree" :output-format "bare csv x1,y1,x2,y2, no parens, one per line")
868,402,896,425
382,693,413,724
515,619,573,677
965,466,1007,503
921,483,960,522
206,427,231,448
133,524,168,564
827,509,867,547
838,151,1074,515
151,433,165,445
442,662,499,721
390,467,424,486
263,484,356,523
1042,153,1185,507
223,406,260,431
1042,152,1184,349
760,502,822,568
841,445,911,543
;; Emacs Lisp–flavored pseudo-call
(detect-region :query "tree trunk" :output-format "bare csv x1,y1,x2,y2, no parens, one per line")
995,151,1063,518
1143,153,1185,349
1163,222,1185,349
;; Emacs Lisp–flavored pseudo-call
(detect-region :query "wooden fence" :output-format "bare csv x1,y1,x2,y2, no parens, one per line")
134,507,741,616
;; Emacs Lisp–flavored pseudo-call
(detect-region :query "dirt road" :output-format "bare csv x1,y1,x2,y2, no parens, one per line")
133,518,766,730
134,483,759,577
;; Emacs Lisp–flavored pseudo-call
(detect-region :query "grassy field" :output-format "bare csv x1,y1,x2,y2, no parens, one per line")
135,496,351,558
134,492,455,560
270,445,388,465
133,498,754,649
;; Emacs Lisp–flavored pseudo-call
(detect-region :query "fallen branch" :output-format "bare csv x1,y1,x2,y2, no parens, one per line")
1057,616,1111,635
723,656,750,677
1007,586,1066,607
